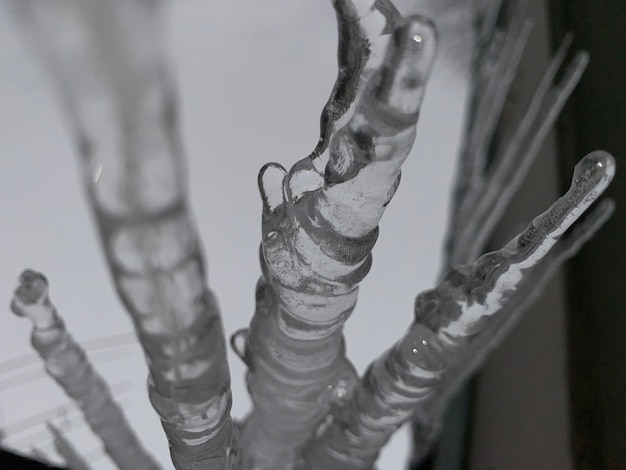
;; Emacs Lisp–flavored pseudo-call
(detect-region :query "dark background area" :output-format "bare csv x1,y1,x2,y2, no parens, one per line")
550,0,626,468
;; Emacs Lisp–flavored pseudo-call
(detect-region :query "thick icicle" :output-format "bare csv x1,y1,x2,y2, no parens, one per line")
301,151,615,469
239,10,437,470
10,1,238,468
10,270,160,470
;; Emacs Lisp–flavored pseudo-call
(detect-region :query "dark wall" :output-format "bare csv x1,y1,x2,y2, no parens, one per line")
549,1,626,469
0,448,65,469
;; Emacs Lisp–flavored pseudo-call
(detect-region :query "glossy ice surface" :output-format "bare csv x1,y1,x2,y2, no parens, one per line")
1,0,615,469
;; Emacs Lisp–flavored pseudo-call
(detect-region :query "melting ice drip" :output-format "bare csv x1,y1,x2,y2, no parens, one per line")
6,0,616,469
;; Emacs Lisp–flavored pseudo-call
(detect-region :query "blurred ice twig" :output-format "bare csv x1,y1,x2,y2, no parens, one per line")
10,270,160,470
10,0,238,468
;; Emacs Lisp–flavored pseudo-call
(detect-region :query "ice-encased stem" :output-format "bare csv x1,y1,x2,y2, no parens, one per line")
301,151,615,469
420,7,592,460
11,1,238,468
313,0,402,160
10,270,159,470
410,196,616,462
451,44,589,265
239,10,437,470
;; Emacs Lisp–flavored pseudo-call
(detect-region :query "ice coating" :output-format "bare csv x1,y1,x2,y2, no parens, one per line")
410,196,616,463
450,43,590,265
312,0,402,161
10,270,160,470
10,1,238,468
446,1,590,268
408,5,598,459
301,324,448,470
301,151,615,469
432,151,614,339
460,0,533,194
239,12,437,470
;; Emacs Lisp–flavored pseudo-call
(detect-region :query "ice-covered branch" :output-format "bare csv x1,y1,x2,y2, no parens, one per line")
451,1,533,208
447,6,589,266
238,4,437,469
410,196,615,462
411,6,595,460
451,43,589,265
10,1,238,468
10,270,159,470
301,151,615,469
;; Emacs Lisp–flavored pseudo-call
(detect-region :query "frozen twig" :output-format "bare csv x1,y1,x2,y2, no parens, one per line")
452,44,589,264
10,270,160,470
301,151,615,469
10,1,237,468
449,1,532,222
238,4,437,469
414,4,595,461
410,195,615,462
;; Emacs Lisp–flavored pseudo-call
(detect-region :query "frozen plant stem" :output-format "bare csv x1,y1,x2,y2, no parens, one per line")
416,7,594,461
410,197,616,463
451,41,590,265
238,5,436,470
301,151,615,469
10,270,159,470
10,1,238,468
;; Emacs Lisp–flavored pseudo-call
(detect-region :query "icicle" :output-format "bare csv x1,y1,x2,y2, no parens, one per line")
421,4,595,461
410,196,615,463
463,2,532,186
10,1,238,468
452,45,590,264
239,12,438,470
301,151,615,469
448,1,533,228
313,0,402,160
47,423,92,470
10,270,160,470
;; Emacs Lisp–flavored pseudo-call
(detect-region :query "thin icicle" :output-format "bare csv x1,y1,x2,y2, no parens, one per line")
10,1,238,468
410,195,615,463
452,46,590,264
10,270,160,470
47,423,92,470
443,0,502,227
301,151,615,469
458,2,533,203
239,12,437,470
447,4,533,247
453,33,573,232
413,8,595,460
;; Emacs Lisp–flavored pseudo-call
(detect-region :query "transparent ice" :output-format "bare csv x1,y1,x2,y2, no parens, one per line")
4,0,615,469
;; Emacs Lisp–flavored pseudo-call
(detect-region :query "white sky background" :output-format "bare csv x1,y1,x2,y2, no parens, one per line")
0,1,471,468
